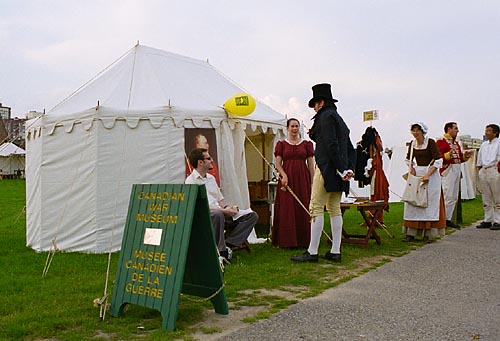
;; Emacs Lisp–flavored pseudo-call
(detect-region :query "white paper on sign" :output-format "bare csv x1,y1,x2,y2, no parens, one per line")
144,228,163,246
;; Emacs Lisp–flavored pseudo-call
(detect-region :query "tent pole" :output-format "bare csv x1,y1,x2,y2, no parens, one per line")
261,133,266,180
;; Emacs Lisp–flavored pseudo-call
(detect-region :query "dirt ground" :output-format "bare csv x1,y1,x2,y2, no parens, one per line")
187,256,392,340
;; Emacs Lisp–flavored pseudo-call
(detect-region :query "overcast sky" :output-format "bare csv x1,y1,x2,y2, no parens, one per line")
1,0,499,147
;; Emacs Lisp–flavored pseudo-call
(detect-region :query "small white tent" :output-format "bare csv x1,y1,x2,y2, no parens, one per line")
385,146,408,202
0,142,25,177
25,44,286,253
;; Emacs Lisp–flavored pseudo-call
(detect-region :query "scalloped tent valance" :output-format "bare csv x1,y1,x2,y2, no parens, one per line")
27,113,284,137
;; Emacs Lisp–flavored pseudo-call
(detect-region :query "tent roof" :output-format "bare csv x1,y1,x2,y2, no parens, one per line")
0,142,25,156
43,44,285,131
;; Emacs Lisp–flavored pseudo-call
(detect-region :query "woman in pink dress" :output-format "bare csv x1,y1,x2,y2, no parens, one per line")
272,118,315,248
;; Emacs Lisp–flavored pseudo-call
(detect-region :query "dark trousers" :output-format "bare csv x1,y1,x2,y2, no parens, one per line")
210,210,258,251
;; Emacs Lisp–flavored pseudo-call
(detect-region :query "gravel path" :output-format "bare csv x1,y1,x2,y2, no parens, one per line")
217,225,500,340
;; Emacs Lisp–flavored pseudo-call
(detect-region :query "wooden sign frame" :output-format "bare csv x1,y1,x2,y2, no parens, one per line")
110,183,228,330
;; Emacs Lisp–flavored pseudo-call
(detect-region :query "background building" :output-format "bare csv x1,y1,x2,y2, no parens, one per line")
0,103,11,120
458,135,483,149
0,103,26,148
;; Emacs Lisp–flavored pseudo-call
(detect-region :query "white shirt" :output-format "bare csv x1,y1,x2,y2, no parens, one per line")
185,169,223,209
477,137,500,168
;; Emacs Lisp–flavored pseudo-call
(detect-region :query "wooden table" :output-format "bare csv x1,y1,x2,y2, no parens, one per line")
340,201,386,248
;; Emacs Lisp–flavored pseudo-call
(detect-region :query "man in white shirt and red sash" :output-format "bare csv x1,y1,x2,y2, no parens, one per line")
476,124,500,230
436,122,473,229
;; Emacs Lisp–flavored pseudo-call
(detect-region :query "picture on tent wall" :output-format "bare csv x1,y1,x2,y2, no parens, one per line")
184,128,220,186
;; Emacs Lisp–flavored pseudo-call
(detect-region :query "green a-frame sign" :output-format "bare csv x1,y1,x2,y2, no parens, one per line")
110,183,228,330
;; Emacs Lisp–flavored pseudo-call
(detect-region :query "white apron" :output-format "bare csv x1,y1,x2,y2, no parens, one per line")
441,163,461,220
403,165,441,221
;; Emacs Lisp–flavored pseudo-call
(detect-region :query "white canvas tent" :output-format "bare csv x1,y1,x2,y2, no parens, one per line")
25,44,286,253
0,142,25,177
385,146,408,202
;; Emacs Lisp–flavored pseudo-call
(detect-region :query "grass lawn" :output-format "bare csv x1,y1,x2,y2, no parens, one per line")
0,179,484,340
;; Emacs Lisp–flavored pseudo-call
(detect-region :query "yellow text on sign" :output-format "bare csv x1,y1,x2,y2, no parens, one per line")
123,249,174,299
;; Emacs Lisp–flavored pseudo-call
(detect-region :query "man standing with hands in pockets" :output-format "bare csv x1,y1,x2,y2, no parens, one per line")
291,83,355,263
476,124,500,230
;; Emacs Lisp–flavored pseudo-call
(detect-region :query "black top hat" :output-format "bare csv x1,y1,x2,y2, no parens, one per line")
308,83,338,108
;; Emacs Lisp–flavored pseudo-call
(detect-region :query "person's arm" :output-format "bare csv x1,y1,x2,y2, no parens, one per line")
423,139,442,181
321,113,341,170
409,163,416,176
343,136,356,182
423,158,442,181
476,145,483,170
215,199,238,217
436,138,450,162
405,142,416,176
322,112,353,179
275,155,288,187
422,165,436,182
306,156,314,185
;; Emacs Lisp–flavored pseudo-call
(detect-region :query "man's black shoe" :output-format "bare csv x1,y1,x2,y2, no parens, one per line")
476,221,492,229
324,252,341,263
291,251,318,263
490,223,500,231
219,250,231,264
446,220,461,229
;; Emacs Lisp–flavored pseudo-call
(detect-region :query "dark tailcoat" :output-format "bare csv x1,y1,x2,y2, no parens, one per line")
309,104,355,194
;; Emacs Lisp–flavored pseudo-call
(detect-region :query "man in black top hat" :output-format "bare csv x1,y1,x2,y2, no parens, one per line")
291,83,355,263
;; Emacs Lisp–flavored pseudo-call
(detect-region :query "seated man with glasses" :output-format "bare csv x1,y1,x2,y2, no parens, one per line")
185,148,258,262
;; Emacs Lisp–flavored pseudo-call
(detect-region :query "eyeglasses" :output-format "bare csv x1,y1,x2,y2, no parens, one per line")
203,157,212,161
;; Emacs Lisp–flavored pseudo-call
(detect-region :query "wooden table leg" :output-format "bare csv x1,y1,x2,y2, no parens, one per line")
358,207,382,247
341,203,384,248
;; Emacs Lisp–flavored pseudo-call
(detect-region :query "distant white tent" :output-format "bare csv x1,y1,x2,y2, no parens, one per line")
460,151,477,200
385,146,408,202
0,142,25,177
25,44,286,253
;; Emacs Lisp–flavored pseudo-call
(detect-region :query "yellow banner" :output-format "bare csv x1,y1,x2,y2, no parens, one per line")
363,110,379,122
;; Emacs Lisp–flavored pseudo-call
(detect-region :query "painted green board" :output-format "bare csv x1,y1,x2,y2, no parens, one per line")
109,183,228,330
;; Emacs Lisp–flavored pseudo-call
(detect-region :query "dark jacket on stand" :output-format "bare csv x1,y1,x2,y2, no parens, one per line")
309,104,355,194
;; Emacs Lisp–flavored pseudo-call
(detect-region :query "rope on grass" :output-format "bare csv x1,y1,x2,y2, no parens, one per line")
180,283,225,303
42,239,58,278
93,294,110,319
99,248,114,320
13,206,26,225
